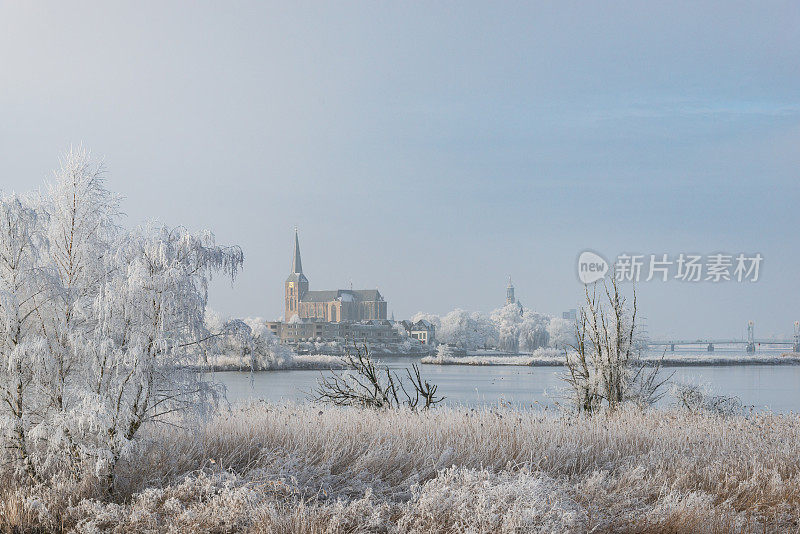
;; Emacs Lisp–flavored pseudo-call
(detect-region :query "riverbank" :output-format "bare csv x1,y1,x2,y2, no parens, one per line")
193,350,800,372
192,345,434,372
190,353,347,372
3,403,799,532
421,350,800,367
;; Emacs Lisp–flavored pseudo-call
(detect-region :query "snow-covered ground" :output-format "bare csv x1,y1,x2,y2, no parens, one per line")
196,349,800,372
650,352,800,366
9,403,799,532
422,347,564,366
195,344,431,372
422,349,800,367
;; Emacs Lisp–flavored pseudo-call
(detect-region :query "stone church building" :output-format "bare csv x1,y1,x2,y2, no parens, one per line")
284,231,387,322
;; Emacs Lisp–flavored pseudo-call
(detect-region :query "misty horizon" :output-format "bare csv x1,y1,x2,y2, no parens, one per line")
2,2,798,339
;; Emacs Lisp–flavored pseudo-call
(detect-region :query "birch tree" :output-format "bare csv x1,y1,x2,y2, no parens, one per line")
0,194,45,481
0,148,243,491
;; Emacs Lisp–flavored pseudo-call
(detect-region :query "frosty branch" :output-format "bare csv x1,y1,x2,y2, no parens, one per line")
313,344,443,410
563,278,670,414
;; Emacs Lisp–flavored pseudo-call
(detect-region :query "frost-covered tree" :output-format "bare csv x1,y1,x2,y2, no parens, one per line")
491,303,523,353
472,312,498,349
410,312,441,331
438,309,470,347
413,305,575,353
518,309,550,352
36,152,121,477
0,148,243,491
563,279,668,414
438,309,496,350
203,313,293,370
0,193,46,481
547,317,574,350
86,225,242,489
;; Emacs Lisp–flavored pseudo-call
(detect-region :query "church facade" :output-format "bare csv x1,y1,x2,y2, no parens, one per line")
284,231,387,322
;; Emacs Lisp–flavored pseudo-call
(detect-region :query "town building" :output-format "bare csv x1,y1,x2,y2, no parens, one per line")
266,231,423,347
284,231,387,322
266,318,402,345
405,319,436,345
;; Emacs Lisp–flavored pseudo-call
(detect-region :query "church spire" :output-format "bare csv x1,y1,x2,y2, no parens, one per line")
292,228,303,274
286,229,308,320
286,229,308,284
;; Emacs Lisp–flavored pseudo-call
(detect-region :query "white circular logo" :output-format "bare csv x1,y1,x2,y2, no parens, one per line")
577,251,609,284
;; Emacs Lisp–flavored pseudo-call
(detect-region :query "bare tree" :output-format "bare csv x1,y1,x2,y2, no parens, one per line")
402,363,442,410
563,278,670,414
313,344,443,410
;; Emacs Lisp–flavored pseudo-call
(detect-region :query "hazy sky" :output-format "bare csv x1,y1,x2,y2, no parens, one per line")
2,2,798,339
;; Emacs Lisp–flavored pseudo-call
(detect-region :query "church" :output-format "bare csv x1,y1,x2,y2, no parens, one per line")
284,231,387,322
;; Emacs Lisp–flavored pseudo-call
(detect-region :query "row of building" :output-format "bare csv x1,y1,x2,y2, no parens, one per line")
266,232,582,349
265,231,436,346
265,318,436,346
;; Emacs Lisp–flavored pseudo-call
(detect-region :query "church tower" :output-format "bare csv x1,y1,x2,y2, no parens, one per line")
506,276,516,305
285,230,309,321
506,276,523,315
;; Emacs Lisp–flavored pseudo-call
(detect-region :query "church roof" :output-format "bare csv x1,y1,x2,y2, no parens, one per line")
301,289,383,303
286,272,308,284
301,290,338,302
286,230,309,284
291,230,302,274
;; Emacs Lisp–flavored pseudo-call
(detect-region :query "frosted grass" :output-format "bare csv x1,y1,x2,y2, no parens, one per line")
3,403,799,532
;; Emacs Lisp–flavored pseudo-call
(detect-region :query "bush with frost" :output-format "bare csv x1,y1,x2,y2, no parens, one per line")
202,313,294,370
673,383,742,416
400,466,588,533
562,278,669,414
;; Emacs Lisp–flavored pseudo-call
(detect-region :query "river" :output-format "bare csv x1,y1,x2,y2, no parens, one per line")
206,349,800,413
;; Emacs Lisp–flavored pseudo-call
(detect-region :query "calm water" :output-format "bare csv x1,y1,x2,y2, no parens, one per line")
207,350,800,413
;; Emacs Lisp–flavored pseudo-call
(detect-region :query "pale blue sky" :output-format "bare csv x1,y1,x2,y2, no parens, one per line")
1,2,798,338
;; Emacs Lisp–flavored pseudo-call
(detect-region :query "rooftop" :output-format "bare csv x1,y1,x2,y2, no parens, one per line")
301,289,383,303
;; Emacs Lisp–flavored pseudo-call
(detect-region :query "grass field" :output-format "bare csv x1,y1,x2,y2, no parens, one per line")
2,403,799,533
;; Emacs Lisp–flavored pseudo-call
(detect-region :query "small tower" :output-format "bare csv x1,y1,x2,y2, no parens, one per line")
506,276,516,305
506,276,523,315
285,229,309,321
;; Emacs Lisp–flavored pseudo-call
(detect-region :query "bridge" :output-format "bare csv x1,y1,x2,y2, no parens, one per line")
649,321,800,353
